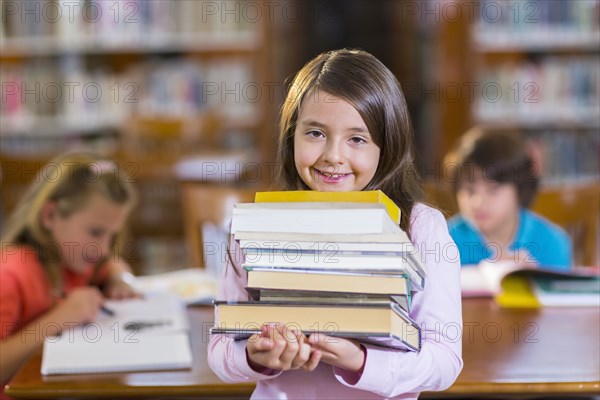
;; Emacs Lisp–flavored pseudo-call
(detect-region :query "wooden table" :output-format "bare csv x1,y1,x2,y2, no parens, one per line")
422,299,600,398
6,299,600,399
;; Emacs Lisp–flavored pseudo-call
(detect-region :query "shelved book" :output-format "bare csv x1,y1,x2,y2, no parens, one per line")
244,267,411,312
211,301,421,351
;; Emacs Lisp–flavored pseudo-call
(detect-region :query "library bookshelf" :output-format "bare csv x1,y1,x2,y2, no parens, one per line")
431,0,599,179
0,0,274,273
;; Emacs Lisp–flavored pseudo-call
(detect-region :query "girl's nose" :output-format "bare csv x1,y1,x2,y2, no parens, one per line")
322,141,344,165
98,239,112,260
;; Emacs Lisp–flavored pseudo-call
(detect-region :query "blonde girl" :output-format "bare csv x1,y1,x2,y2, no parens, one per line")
1,152,138,385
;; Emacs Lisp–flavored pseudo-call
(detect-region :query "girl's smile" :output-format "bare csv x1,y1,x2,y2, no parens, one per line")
311,168,353,184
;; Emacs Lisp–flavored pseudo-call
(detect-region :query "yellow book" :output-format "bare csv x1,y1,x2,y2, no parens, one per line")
255,190,401,225
495,275,541,308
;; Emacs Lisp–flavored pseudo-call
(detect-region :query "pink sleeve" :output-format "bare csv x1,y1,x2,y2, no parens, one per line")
333,205,464,396
206,234,282,382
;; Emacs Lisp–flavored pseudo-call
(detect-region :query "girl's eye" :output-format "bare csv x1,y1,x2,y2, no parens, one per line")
306,130,324,138
89,229,104,238
350,136,367,145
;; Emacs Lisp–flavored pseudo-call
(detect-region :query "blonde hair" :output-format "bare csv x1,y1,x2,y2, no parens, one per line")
1,152,137,292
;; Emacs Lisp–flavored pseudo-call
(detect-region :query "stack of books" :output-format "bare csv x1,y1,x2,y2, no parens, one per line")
211,191,426,351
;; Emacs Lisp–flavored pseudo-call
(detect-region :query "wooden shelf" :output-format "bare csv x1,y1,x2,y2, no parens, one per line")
473,33,600,53
0,34,260,58
473,117,600,130
0,115,124,137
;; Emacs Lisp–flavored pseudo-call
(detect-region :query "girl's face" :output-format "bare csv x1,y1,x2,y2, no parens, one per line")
43,193,130,273
293,90,380,192
456,168,520,238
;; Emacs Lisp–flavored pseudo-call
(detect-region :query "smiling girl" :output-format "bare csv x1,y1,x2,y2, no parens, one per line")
208,49,463,399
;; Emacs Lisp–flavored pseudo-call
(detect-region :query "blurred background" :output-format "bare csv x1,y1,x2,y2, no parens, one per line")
1,0,599,274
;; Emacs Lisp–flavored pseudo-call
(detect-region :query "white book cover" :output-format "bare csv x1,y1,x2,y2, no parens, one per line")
231,203,401,235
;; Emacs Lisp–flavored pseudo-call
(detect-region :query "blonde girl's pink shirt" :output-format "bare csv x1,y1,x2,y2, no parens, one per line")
208,203,463,399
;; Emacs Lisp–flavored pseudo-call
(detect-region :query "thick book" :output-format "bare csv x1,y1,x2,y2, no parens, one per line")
241,250,424,290
461,261,600,308
230,202,402,235
255,190,401,225
234,231,416,253
530,275,600,307
41,292,193,375
211,300,421,351
244,268,411,311
235,231,425,269
248,290,410,314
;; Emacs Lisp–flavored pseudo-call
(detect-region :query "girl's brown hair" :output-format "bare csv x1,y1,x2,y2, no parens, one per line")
444,126,540,207
275,48,423,235
1,152,137,293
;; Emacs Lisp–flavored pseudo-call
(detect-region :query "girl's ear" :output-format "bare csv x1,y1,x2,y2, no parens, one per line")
41,201,57,231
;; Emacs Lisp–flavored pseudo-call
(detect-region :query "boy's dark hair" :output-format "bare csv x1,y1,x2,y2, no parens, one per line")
444,127,540,207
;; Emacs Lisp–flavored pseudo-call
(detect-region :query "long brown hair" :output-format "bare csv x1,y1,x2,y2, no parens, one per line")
276,48,423,235
1,152,137,293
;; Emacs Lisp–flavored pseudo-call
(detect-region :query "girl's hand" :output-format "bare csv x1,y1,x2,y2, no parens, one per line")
43,287,104,336
308,333,365,372
246,323,321,372
103,276,139,300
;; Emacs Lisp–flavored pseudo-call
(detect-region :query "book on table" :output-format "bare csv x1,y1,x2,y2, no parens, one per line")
244,267,411,312
530,274,600,307
211,300,421,351
461,261,600,308
41,292,193,375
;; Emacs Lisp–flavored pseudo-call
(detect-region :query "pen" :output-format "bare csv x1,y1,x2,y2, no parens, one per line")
100,305,116,316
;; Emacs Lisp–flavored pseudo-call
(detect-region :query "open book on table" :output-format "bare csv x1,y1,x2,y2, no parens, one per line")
131,268,219,305
41,292,192,375
461,261,600,308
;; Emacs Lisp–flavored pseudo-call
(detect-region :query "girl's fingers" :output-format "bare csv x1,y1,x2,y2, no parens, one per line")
278,326,300,368
248,331,275,351
253,337,274,351
290,334,311,369
302,349,322,371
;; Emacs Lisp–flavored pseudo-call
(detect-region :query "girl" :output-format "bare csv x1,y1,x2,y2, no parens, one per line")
445,127,572,269
0,152,138,387
208,49,463,399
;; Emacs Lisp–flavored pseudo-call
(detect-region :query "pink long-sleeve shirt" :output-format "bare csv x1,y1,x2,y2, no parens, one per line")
208,203,463,399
